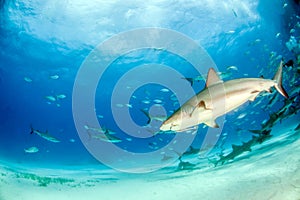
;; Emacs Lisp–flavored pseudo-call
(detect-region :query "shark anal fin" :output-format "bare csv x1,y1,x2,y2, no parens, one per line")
206,68,223,87
204,120,219,128
249,91,260,101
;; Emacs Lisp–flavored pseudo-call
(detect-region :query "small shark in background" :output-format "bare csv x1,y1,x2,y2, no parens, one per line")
30,125,60,143
84,125,122,143
160,61,288,132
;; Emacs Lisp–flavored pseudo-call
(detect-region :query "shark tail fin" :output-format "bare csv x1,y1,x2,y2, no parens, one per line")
30,124,34,134
273,60,289,98
140,109,151,125
182,78,194,86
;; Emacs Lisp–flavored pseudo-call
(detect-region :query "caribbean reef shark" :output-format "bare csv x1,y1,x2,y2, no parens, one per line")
30,125,60,143
160,61,288,132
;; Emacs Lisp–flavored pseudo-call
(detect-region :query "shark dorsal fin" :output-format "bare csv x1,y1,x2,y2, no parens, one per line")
206,68,223,87
232,144,239,151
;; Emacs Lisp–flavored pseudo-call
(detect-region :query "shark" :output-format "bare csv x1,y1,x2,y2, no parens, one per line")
30,125,60,143
84,125,122,143
160,61,288,132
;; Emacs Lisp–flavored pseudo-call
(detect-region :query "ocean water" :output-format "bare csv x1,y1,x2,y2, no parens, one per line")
0,0,300,199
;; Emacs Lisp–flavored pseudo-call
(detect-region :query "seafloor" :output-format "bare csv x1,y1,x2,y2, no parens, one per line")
0,115,299,200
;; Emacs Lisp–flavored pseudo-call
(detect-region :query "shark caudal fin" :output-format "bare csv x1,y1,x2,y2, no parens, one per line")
182,77,194,86
273,60,289,98
140,109,151,125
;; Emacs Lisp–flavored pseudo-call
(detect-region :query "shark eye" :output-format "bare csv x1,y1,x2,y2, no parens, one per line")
170,123,178,130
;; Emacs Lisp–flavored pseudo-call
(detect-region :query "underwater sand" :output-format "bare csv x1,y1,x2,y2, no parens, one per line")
1,122,299,200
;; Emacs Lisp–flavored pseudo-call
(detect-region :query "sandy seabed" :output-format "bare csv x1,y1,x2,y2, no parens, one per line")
0,128,299,200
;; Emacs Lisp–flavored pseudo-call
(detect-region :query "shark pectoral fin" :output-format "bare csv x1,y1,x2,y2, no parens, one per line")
198,100,213,110
204,120,219,128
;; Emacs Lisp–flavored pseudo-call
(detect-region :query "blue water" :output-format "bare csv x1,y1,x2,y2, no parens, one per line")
0,0,300,198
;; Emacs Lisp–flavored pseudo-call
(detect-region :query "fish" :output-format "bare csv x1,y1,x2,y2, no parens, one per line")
153,99,163,104
45,95,56,102
160,61,288,132
226,30,235,34
30,125,60,143
116,104,124,108
226,66,238,71
141,100,151,104
125,103,133,108
69,138,75,143
24,146,39,153
24,77,33,83
97,115,104,119
160,88,170,93
56,94,66,99
50,75,59,80
237,112,247,119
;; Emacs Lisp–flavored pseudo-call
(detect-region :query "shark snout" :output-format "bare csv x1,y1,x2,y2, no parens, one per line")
160,120,180,131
